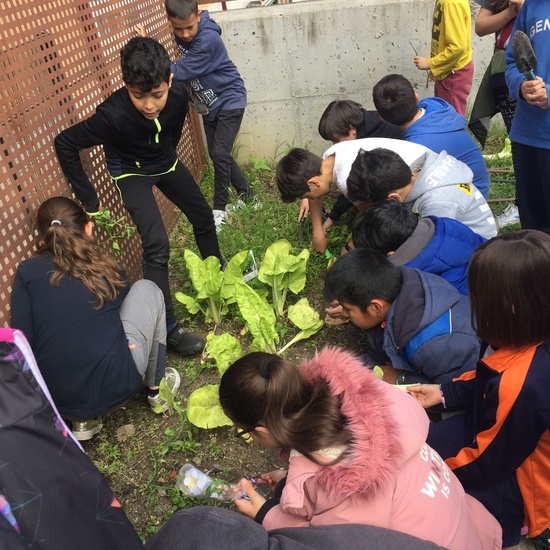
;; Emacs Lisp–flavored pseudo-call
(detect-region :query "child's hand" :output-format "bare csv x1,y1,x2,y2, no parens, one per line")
521,77,548,109
259,469,287,490
322,216,334,232
325,300,349,320
234,478,267,519
298,198,310,221
406,384,442,408
134,24,146,37
312,227,329,254
414,56,430,70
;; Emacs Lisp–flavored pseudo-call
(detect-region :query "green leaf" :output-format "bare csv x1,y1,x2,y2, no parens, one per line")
186,385,232,429
175,292,202,315
235,281,278,353
278,298,324,354
220,250,250,304
205,333,242,376
184,250,224,300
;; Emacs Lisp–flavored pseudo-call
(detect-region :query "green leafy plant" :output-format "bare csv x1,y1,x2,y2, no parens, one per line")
90,208,134,254
204,332,243,376
186,384,233,429
249,155,271,171
175,249,249,325
258,239,310,317
278,298,324,354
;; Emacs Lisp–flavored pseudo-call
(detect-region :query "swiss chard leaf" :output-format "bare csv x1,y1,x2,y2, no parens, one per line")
205,333,243,376
186,384,232,429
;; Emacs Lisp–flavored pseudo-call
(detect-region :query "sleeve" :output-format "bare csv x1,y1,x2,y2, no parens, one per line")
447,367,550,488
170,35,217,82
327,194,353,222
428,2,471,79
441,372,477,409
10,268,35,347
54,108,116,212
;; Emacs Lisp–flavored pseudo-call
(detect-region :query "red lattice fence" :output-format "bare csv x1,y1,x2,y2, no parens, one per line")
0,0,206,327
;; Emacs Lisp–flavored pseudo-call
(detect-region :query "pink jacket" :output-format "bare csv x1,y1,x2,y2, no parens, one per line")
262,348,502,550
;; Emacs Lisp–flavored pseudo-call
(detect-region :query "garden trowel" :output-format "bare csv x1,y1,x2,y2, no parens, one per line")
512,30,537,81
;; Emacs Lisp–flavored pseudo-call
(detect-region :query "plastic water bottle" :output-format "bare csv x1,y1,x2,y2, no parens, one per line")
176,464,245,502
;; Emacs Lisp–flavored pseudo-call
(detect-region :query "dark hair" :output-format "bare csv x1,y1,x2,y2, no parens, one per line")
372,74,418,127
35,197,126,309
219,352,351,465
275,149,322,203
120,37,171,92
324,248,402,309
346,148,412,203
352,200,419,254
318,99,365,142
468,231,550,348
165,0,198,20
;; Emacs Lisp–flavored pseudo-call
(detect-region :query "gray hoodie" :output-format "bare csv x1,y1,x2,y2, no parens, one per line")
406,151,497,239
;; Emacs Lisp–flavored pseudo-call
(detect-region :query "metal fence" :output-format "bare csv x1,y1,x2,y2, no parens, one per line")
0,0,206,327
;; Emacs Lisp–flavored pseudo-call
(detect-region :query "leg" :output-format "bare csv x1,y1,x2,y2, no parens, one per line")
157,162,222,260
115,176,176,325
120,280,167,387
434,61,474,116
203,109,250,211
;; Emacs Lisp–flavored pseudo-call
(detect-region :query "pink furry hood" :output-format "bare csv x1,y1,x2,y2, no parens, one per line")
299,347,429,501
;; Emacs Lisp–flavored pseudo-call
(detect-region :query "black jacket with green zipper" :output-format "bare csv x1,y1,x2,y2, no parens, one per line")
54,80,189,212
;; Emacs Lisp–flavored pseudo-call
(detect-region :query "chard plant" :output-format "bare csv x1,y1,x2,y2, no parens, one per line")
175,249,250,325
258,239,310,317
278,298,324,354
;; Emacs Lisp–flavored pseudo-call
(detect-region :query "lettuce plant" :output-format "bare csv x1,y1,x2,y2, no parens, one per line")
175,249,250,325
186,385,232,430
278,298,324,354
258,239,310,317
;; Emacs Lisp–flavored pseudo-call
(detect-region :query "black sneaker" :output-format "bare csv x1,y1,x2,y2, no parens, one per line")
167,324,205,356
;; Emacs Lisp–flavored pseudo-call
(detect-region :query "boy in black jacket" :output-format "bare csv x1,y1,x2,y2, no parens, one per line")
55,36,221,356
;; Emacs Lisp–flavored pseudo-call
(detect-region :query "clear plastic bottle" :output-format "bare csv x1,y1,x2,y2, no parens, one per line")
176,464,245,502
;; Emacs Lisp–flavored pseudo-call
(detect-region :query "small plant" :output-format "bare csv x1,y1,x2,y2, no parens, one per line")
258,239,310,317
278,298,324,354
249,155,271,171
90,208,134,254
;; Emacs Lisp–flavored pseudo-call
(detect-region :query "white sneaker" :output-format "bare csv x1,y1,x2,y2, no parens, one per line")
148,367,182,413
72,417,103,441
225,199,245,214
213,209,227,232
497,204,520,229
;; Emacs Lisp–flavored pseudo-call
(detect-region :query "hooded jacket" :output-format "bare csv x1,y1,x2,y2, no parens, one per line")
372,267,480,383
260,348,501,550
390,216,486,295
406,150,497,239
404,98,490,198
171,11,246,121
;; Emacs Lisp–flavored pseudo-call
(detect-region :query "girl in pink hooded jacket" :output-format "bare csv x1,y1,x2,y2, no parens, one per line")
219,348,502,550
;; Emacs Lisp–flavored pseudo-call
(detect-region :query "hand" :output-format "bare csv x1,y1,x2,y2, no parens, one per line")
298,198,310,221
322,216,334,232
134,24,146,37
325,300,350,320
414,56,430,70
234,478,267,519
508,0,524,16
259,469,287,491
521,77,548,109
312,227,329,254
406,384,442,408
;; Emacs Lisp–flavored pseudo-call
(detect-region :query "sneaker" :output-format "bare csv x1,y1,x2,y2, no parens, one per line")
497,204,520,229
213,209,227,232
72,417,103,441
148,367,182,413
167,323,205,356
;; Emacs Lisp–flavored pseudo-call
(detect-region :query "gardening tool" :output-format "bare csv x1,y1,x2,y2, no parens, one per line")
512,30,537,81
298,214,306,242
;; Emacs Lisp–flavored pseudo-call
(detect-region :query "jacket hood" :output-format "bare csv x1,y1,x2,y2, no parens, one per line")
405,97,467,138
407,150,473,202
299,347,428,500
198,11,221,36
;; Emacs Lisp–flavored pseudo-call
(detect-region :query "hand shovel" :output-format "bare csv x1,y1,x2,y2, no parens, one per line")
512,30,537,81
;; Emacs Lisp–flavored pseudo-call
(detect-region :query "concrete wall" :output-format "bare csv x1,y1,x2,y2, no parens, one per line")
211,0,495,160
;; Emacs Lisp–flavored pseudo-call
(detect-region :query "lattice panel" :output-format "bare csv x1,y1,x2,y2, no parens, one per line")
0,0,206,327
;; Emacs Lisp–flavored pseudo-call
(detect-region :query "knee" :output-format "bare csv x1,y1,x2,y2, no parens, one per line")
142,234,170,266
210,143,231,164
132,279,163,300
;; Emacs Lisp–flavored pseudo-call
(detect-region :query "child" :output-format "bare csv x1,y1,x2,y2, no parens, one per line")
505,0,550,233
352,200,486,295
373,74,490,198
218,349,501,550
323,248,480,384
163,0,253,228
408,230,550,548
55,36,219,356
10,198,181,440
346,148,497,239
413,0,474,116
315,99,404,233
276,137,429,253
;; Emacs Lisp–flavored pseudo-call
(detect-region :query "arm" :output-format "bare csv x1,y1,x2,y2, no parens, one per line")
308,197,329,254
170,35,216,83
475,7,517,37
427,3,471,79
54,109,115,212
10,269,35,347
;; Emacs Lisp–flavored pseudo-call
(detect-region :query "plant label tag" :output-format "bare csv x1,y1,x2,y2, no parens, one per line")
242,250,258,283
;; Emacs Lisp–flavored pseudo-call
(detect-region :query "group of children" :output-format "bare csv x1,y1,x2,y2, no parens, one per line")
7,0,550,548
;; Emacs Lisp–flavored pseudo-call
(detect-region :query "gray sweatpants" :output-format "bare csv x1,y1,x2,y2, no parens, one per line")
119,279,166,388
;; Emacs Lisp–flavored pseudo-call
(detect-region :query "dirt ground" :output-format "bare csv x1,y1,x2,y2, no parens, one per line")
84,285,364,541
